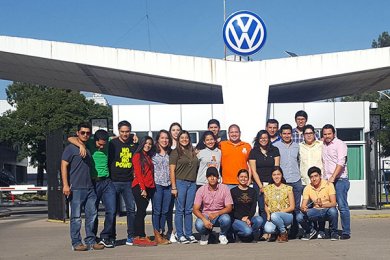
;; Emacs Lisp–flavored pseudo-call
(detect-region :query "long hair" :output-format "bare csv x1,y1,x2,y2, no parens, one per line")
154,129,172,155
195,130,217,151
177,130,196,158
253,130,271,150
135,136,154,175
169,122,182,138
269,166,287,184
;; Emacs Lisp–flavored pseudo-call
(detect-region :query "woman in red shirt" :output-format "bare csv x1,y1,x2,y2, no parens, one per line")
132,136,157,246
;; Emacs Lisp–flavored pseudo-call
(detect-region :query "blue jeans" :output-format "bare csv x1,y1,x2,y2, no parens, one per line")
70,188,97,247
253,182,267,224
93,178,116,239
195,214,232,236
264,212,293,234
175,180,196,238
152,184,173,232
297,207,338,236
287,180,303,236
335,178,351,235
226,184,237,190
232,216,263,238
112,181,135,238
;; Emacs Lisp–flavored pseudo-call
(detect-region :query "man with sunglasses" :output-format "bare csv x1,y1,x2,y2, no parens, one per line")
61,122,104,251
68,129,116,248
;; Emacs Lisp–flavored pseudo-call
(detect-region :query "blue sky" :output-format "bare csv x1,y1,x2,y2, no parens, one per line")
0,0,388,104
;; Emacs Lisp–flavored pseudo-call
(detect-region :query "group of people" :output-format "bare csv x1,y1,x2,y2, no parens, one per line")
61,110,351,251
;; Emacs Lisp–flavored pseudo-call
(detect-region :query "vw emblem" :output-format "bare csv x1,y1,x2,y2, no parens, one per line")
223,10,267,56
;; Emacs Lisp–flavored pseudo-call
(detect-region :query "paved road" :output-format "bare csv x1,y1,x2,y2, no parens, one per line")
1,208,390,260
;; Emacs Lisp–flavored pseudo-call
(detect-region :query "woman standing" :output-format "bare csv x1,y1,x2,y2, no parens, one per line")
132,136,157,246
231,169,263,242
196,131,221,188
169,130,199,244
263,167,295,243
249,130,280,240
169,122,182,149
167,122,182,242
151,130,172,245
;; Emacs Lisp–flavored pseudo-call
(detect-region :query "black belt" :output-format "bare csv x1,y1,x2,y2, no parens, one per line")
94,176,109,182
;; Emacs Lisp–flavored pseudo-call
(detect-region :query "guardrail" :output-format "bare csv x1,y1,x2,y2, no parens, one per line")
0,185,48,204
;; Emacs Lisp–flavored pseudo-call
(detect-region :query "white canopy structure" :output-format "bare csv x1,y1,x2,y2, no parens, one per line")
1,35,390,139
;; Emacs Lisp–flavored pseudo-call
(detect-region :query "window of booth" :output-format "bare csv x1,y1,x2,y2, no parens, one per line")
347,145,364,180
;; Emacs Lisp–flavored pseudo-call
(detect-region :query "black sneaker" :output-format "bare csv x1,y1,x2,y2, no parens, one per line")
99,238,115,248
330,233,339,241
301,229,317,241
340,234,350,240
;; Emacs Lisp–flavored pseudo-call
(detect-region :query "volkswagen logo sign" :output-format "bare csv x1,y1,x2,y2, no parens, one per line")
223,10,267,56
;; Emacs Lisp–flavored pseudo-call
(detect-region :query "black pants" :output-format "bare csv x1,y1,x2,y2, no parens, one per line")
132,185,155,237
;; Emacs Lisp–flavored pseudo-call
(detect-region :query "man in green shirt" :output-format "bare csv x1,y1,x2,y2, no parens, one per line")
68,129,116,248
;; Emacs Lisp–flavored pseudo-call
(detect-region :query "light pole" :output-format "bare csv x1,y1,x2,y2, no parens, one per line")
223,0,227,60
378,90,390,100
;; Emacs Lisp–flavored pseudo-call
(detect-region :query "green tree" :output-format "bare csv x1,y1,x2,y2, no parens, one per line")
341,31,390,156
372,31,390,48
0,82,112,186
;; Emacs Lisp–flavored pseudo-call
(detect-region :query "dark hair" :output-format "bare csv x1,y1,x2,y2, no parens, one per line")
77,122,91,131
154,130,172,155
237,169,249,178
134,136,154,175
169,122,182,135
228,124,240,133
94,129,109,141
266,119,279,127
195,130,217,150
269,166,287,184
295,110,308,120
303,124,315,134
176,130,196,158
280,124,293,132
118,120,131,130
253,130,271,150
307,166,322,177
322,124,335,134
208,119,221,128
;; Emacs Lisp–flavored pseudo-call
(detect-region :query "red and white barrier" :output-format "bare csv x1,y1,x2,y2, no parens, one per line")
0,185,47,194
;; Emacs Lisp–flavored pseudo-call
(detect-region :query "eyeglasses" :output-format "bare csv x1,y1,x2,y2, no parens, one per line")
304,132,314,135
80,131,91,136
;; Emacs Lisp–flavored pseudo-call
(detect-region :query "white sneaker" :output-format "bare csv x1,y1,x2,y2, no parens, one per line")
169,233,177,243
219,235,228,245
200,234,209,246
187,235,198,243
178,236,190,244
317,232,325,239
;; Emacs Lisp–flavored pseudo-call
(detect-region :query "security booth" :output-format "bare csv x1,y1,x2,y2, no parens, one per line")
365,129,390,209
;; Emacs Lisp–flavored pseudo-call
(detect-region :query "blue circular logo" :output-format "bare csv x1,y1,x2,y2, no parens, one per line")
223,10,267,56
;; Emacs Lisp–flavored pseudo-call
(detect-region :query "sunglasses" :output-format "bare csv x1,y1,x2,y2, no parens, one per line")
80,131,91,136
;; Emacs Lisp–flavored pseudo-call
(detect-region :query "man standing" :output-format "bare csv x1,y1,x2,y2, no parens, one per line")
207,119,224,143
219,124,251,188
61,122,104,251
266,119,280,144
193,167,233,245
292,110,308,143
299,124,323,186
322,124,351,240
68,129,117,248
273,124,302,239
109,120,138,246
